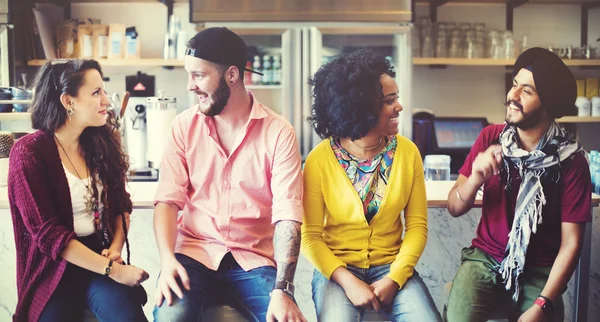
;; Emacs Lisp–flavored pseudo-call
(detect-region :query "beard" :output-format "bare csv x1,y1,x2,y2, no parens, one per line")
199,76,231,117
504,100,544,130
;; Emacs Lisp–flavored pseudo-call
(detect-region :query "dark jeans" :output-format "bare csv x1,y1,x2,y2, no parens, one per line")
153,253,276,322
38,235,147,322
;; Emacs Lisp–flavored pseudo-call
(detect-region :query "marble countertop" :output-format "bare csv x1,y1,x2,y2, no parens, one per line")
0,180,597,210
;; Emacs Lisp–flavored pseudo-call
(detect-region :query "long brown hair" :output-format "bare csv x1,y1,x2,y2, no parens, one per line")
30,59,130,241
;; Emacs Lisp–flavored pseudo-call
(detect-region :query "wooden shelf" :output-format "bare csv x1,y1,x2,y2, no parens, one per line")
414,0,600,4
246,85,282,89
413,58,514,66
0,100,32,104
413,58,600,66
28,59,184,67
0,113,31,121
556,116,600,123
29,58,600,68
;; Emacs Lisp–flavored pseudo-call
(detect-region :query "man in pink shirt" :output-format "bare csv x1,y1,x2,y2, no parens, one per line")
152,27,306,322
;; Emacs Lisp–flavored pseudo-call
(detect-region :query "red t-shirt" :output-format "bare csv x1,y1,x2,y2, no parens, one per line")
459,124,592,266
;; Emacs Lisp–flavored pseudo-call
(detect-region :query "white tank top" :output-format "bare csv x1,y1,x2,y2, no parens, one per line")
63,165,104,237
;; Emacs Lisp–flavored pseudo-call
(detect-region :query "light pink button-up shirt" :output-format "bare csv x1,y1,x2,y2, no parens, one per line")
154,93,303,271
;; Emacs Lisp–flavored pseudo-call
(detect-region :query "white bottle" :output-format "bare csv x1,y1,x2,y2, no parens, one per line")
176,30,188,60
272,56,282,85
262,55,272,85
167,15,180,59
591,97,600,117
575,96,591,117
251,56,262,85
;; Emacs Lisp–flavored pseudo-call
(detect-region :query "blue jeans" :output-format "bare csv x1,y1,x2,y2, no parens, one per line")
312,265,442,322
153,253,275,322
39,236,147,322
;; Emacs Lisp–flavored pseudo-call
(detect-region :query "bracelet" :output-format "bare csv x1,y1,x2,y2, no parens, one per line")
456,187,466,203
534,295,554,316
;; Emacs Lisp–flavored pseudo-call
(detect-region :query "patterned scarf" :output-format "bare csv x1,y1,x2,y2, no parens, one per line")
498,122,581,302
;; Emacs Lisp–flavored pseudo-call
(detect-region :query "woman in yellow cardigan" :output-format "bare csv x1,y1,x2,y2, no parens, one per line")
301,50,441,322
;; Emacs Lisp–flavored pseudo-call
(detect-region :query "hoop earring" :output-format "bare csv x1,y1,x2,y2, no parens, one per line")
67,107,74,120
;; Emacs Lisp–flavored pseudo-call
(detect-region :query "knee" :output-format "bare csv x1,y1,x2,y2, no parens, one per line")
153,300,197,322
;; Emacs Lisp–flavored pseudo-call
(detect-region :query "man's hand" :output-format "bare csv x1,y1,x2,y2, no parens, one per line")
470,144,503,186
370,277,399,307
342,275,381,311
518,305,546,322
154,256,190,307
266,291,307,322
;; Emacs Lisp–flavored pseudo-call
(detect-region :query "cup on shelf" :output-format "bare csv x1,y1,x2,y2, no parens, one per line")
576,96,592,117
591,97,600,116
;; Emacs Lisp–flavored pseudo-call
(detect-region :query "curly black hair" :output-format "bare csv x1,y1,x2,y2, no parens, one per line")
307,49,396,140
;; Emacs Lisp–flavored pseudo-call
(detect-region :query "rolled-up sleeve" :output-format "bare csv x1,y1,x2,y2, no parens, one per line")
270,126,303,224
154,114,190,210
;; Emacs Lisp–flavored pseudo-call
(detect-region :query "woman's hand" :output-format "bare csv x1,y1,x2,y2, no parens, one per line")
370,277,399,307
109,262,149,287
102,249,124,264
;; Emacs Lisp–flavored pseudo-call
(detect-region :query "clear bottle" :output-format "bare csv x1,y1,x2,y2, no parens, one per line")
262,55,272,85
595,157,600,195
590,152,598,188
251,56,262,85
591,155,596,188
385,55,394,68
272,56,282,85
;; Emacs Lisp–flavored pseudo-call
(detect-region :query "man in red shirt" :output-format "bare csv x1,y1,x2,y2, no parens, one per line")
446,47,592,322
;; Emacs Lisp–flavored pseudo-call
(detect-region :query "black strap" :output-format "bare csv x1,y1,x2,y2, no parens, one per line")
120,213,131,265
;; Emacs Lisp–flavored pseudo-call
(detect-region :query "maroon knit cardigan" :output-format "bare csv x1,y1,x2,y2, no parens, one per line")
8,130,132,322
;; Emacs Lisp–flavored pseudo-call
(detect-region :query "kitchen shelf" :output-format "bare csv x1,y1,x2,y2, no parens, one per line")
246,85,282,90
0,100,32,104
413,58,600,66
556,116,600,123
27,59,185,67
29,58,600,68
415,0,600,4
0,113,31,121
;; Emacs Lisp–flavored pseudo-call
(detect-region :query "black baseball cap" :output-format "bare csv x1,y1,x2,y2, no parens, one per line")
185,27,263,76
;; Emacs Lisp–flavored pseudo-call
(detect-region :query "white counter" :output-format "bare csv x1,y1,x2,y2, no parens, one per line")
1,180,597,209
0,180,480,210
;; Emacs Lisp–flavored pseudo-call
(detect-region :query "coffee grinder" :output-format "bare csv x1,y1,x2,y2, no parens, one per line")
124,72,159,181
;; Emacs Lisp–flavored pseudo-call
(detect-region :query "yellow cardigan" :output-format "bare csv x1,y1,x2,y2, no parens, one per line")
301,135,428,288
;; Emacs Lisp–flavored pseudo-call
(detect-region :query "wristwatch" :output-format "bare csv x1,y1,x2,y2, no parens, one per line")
104,259,113,276
273,280,295,298
534,295,554,316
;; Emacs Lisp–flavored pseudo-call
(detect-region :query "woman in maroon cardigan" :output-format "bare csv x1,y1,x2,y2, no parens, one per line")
8,60,149,322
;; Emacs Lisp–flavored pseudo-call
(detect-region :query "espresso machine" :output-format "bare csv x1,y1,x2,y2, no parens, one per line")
123,72,159,181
